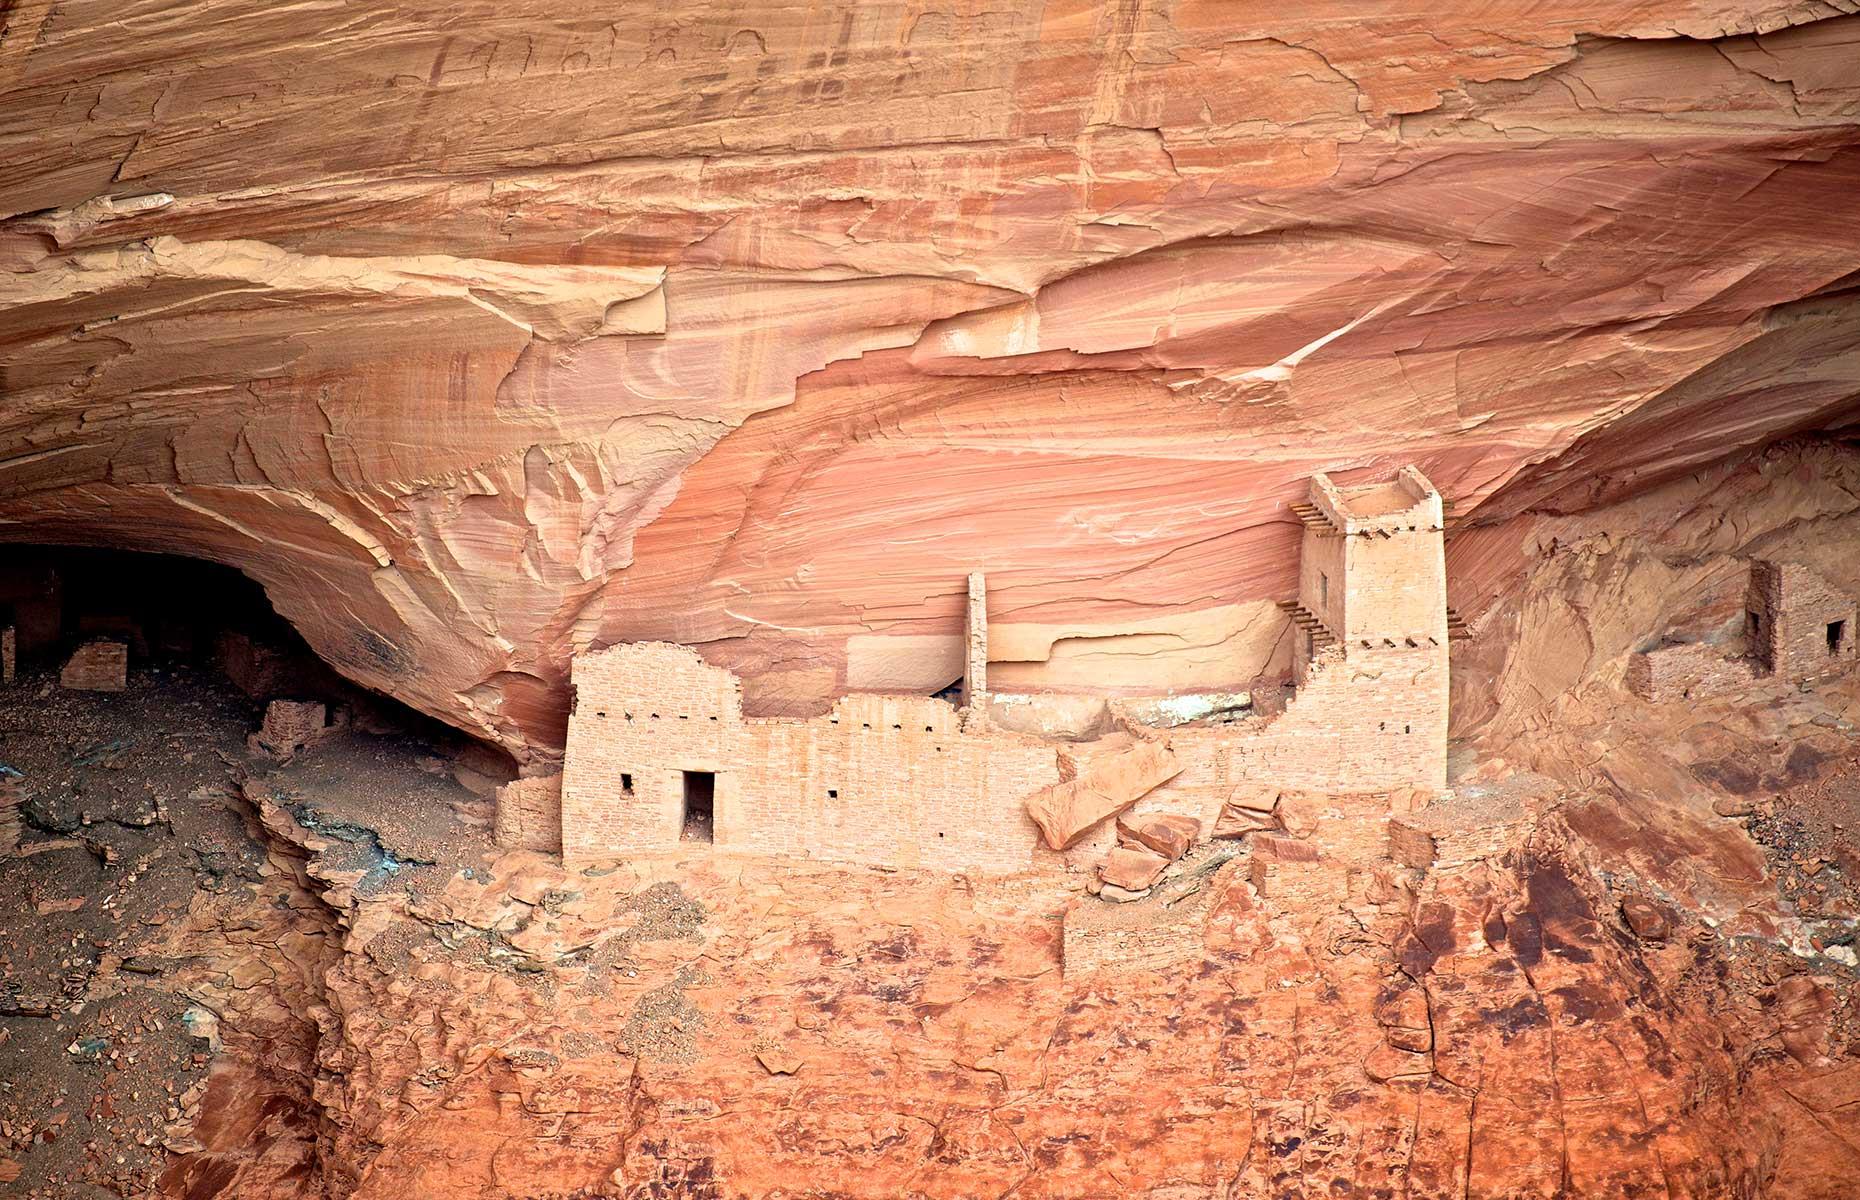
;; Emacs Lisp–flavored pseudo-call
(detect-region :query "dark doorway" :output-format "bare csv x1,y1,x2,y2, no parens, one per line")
682,770,715,842
1830,620,1848,655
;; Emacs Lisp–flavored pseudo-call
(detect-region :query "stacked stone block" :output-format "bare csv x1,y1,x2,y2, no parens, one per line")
60,640,127,691
494,774,564,853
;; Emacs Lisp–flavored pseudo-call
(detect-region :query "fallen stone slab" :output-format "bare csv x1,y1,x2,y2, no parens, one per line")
1024,740,1181,850
1099,845,1170,891
1116,813,1201,861
1097,882,1152,903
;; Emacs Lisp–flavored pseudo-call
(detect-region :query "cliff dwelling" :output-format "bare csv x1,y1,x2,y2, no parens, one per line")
10,5,1860,1197
538,468,1452,873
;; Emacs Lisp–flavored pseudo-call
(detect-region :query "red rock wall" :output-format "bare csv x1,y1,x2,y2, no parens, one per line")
6,5,1858,757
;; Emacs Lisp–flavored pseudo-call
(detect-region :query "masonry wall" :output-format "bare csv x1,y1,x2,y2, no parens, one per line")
1343,530,1447,642
561,643,1064,872
1624,641,1753,702
1299,527,1347,637
1149,642,1449,824
494,775,564,853
1752,561,1857,682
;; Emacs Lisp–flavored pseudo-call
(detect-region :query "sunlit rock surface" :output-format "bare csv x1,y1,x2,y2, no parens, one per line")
4,2,1860,760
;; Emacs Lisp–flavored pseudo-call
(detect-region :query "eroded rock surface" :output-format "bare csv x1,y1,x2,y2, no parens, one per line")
5,3,1860,758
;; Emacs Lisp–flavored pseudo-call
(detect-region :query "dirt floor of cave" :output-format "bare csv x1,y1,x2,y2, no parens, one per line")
7,666,1860,1197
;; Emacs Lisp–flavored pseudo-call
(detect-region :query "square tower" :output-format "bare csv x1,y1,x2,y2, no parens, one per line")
1296,466,1447,647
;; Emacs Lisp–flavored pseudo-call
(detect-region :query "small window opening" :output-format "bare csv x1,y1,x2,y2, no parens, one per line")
1404,724,1411,734
1830,619,1848,655
681,771,715,842
1748,610,1762,639
828,788,838,799
596,710,608,719
621,773,633,792
1320,572,1329,608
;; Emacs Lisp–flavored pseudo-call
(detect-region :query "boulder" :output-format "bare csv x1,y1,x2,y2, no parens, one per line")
1116,813,1201,861
1099,845,1170,891
1024,740,1181,850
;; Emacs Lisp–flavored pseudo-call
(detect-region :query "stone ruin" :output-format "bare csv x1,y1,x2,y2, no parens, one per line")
59,639,127,692
1626,560,1857,703
248,699,347,760
519,468,1456,883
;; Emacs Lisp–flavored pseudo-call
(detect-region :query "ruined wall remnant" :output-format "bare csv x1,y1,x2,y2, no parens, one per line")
964,572,989,709
493,774,565,854
1621,558,1855,703
1623,641,1750,703
60,640,126,692
560,642,1062,872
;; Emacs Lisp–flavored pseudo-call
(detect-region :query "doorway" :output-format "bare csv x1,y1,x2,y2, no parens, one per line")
1830,620,1849,656
681,770,715,842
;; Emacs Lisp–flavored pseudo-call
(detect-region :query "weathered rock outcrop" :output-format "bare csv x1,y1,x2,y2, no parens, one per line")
4,3,1859,760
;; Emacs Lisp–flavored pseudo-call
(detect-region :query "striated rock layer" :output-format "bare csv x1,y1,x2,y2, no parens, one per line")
5,2,1860,759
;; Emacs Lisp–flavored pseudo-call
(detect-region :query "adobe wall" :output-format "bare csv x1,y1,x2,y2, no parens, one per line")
1624,641,1753,702
1751,561,1857,682
561,643,1064,872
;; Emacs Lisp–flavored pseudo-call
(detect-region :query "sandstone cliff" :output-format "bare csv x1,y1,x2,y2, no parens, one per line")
4,2,1859,759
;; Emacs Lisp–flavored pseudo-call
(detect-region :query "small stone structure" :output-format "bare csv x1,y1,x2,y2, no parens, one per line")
552,468,1453,872
1749,561,1857,681
60,639,127,691
249,699,344,758
1627,560,1856,701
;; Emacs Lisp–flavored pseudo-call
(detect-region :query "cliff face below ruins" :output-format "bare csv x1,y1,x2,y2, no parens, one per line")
5,2,1860,761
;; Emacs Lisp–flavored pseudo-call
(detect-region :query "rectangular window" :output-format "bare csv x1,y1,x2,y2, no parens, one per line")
621,773,633,792
681,771,715,842
1320,572,1329,608
1747,610,1761,639
1830,620,1848,655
